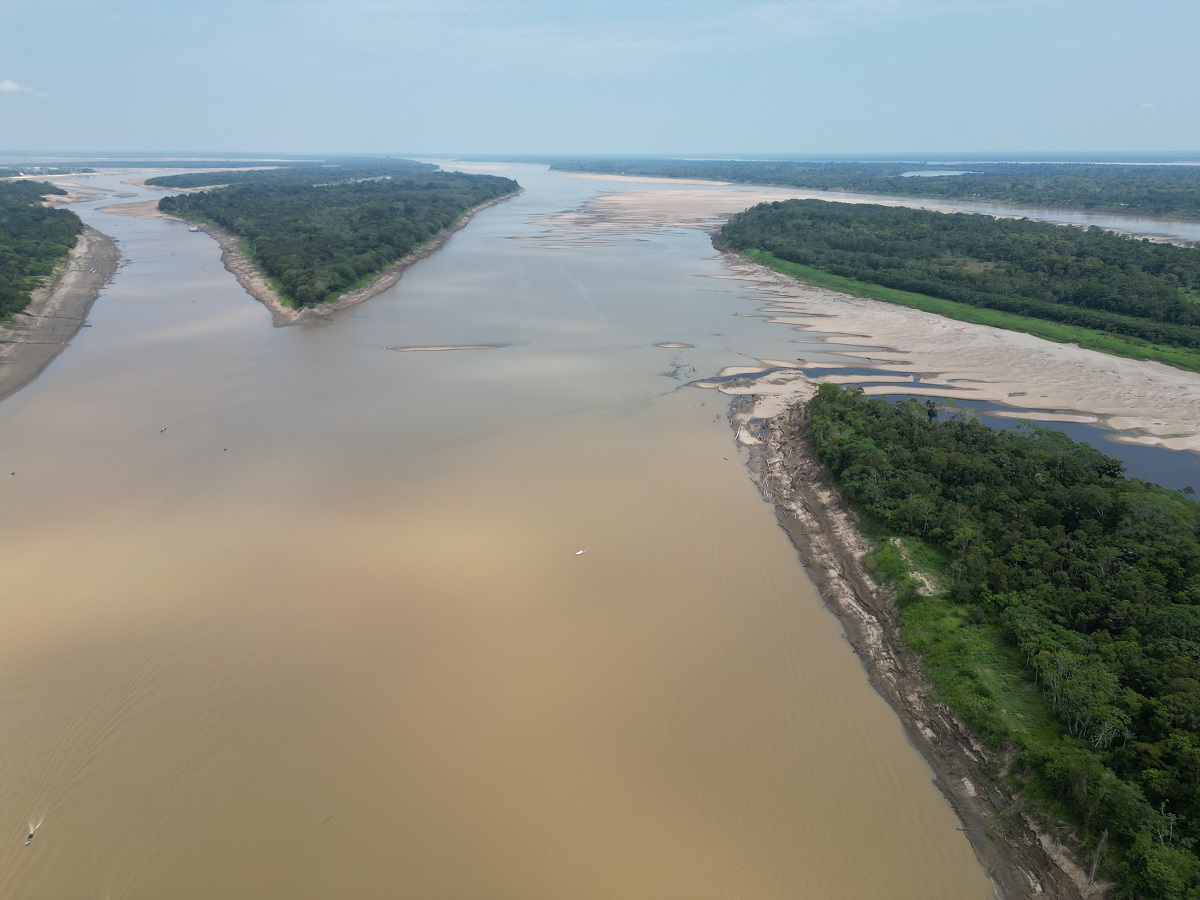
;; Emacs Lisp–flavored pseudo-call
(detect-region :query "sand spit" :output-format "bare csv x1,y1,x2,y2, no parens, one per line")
737,396,1102,900
160,190,521,327
99,199,164,218
562,172,733,186
0,226,121,403
385,344,505,352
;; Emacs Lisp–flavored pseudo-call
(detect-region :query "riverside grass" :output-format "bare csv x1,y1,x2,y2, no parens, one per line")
739,249,1200,375
862,535,1087,840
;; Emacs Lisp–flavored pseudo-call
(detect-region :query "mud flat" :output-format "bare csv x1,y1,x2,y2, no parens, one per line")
733,394,1101,900
0,225,121,403
104,192,522,326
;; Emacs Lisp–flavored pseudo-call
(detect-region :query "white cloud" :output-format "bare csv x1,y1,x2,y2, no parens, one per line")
0,79,48,97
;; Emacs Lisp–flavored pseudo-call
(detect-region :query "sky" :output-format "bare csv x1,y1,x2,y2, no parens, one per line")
1,0,1198,156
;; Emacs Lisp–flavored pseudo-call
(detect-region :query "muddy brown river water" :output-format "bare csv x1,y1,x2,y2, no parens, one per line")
0,161,1094,898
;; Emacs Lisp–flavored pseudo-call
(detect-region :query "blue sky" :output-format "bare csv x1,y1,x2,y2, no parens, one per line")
1,0,1197,155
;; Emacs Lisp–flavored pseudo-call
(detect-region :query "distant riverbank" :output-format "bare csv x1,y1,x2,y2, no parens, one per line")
0,225,120,403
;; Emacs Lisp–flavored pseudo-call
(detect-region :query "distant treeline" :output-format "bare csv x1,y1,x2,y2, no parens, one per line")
157,162,518,307
0,167,94,178
145,157,434,190
549,159,1200,219
804,383,1200,898
0,180,82,319
720,199,1200,352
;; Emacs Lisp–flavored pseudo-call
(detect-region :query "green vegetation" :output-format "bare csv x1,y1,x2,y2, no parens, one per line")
145,157,433,190
720,199,1200,371
804,383,1200,897
0,166,94,178
0,180,82,319
549,158,1200,219
156,162,519,307
739,249,1200,373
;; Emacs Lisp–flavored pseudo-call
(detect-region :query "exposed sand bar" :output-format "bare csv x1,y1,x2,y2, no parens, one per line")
104,192,523,326
386,344,505,352
718,256,1200,452
0,225,121,403
97,199,163,218
581,189,1200,453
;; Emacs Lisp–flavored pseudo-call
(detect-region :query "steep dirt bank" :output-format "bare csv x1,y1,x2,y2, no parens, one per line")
0,225,121,403
734,394,1102,900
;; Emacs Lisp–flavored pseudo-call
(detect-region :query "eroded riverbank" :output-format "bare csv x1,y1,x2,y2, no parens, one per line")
0,225,120,403
736,393,1102,899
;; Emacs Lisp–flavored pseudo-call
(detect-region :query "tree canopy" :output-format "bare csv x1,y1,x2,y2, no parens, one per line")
804,383,1200,897
721,199,1200,354
157,162,519,307
0,180,82,319
550,158,1200,219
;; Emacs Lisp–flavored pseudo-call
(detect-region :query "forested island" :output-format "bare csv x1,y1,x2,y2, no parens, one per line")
0,180,83,318
154,161,518,308
793,383,1200,897
548,159,1200,219
719,199,1200,372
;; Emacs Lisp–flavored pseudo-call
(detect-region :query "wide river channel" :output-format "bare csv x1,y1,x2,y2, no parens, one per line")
2,162,1196,898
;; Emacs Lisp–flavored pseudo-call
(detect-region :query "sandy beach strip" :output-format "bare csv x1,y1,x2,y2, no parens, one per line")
103,191,522,326
385,344,505,352
0,225,121,403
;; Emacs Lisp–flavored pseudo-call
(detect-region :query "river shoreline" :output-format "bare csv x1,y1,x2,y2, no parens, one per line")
734,393,1100,900
174,190,522,327
0,225,121,404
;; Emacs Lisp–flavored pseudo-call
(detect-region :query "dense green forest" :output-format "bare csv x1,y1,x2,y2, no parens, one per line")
550,159,1200,218
0,180,82,319
157,164,518,307
802,383,1200,897
720,199,1200,368
0,166,94,177
145,157,434,190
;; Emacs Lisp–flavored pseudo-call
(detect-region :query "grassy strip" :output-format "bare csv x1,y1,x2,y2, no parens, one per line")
862,537,1086,840
740,248,1200,374
864,538,1062,752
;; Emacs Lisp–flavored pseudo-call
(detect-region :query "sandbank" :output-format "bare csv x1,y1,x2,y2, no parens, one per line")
559,184,1194,898
386,344,505,352
568,188,1200,452
0,226,121,403
562,172,732,186
99,199,164,218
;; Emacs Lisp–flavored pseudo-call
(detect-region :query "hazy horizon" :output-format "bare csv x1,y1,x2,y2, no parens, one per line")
2,0,1198,156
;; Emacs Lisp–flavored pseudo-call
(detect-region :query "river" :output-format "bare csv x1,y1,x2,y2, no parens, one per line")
2,161,1195,898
